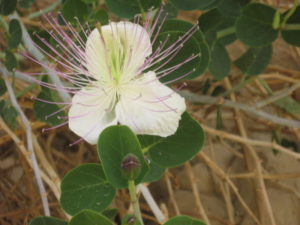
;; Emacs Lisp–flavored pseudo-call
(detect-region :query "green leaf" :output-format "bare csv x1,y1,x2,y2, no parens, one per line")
60,163,116,216
8,19,22,48
208,42,230,80
29,216,67,225
2,105,18,129
154,19,210,83
217,0,250,18
170,0,221,10
81,0,97,3
235,45,272,76
235,3,279,47
0,100,5,112
0,78,7,96
90,9,109,25
70,210,114,225
139,112,205,168
62,0,88,24
0,0,17,15
5,50,17,71
281,6,300,47
198,9,236,46
142,156,165,183
102,208,118,220
275,97,300,114
164,215,206,225
163,3,178,19
106,0,161,18
33,89,65,126
97,125,149,189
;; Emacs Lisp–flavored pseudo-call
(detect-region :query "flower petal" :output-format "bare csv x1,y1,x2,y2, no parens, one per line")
68,85,117,144
115,71,186,137
85,22,152,82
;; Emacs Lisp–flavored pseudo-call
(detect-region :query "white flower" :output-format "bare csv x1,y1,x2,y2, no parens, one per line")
69,22,186,144
27,12,198,145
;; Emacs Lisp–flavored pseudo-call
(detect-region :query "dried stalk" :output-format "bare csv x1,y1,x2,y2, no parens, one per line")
1,65,50,216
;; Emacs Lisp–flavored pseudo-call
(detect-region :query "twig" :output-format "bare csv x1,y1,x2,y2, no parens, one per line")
185,163,211,225
224,78,276,225
198,153,260,225
229,172,300,180
180,90,300,129
139,184,166,224
164,172,180,215
207,137,235,225
1,65,50,216
256,82,300,108
8,12,71,103
196,121,300,160
0,118,65,213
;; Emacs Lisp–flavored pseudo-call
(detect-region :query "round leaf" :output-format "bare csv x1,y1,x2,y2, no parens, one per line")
142,156,165,183
62,0,88,24
199,9,236,46
281,6,300,47
217,0,250,18
235,3,279,47
139,112,205,168
70,210,114,225
0,0,17,15
235,45,272,76
0,78,7,96
154,19,210,83
106,0,161,18
90,9,109,25
29,216,67,225
8,19,22,48
208,42,231,80
97,125,149,188
164,215,206,225
60,163,116,215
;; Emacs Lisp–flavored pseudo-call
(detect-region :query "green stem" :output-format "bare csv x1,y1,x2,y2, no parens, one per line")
257,77,273,95
281,0,299,27
282,24,300,30
16,83,36,98
128,180,144,225
137,0,146,21
216,27,235,39
221,76,255,97
28,0,62,19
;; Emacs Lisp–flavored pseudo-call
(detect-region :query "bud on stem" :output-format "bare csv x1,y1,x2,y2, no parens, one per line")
121,153,142,180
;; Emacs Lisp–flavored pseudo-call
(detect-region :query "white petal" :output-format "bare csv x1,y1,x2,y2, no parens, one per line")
115,71,186,137
85,22,152,82
68,85,117,144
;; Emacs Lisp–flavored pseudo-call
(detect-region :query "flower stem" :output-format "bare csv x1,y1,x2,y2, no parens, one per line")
128,180,144,225
283,24,300,31
216,27,235,39
281,0,299,28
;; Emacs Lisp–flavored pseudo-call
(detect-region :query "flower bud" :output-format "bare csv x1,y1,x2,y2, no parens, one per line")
120,153,141,180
